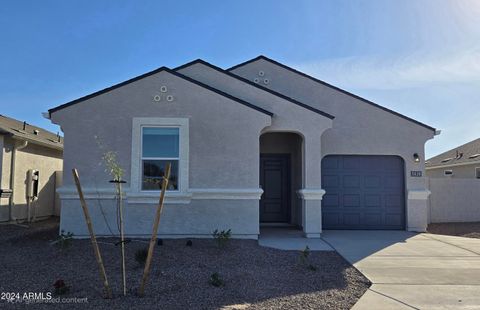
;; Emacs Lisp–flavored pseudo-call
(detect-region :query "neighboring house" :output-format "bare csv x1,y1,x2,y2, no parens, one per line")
426,138,480,223
0,115,63,223
47,55,436,239
426,138,480,179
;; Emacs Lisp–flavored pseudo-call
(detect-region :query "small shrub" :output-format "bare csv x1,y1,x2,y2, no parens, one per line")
53,279,70,295
299,246,310,263
212,229,231,248
307,264,317,271
52,230,74,250
135,247,149,266
298,246,316,271
209,272,224,287
186,240,193,247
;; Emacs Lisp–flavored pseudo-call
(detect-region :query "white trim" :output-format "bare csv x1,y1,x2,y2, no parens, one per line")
57,187,263,204
189,188,263,200
408,189,431,200
296,188,326,200
57,187,119,200
127,191,192,204
131,117,189,195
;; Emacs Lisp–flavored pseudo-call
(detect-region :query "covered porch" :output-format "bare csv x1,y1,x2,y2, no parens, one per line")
259,131,325,238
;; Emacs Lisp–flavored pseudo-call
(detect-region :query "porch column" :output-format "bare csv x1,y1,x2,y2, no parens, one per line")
298,134,324,238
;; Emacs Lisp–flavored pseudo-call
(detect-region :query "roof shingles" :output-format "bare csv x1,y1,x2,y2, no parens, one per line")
0,115,63,150
426,138,480,168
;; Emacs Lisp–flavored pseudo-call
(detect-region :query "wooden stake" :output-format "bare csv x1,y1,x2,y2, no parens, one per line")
118,181,127,296
72,169,113,299
138,162,171,296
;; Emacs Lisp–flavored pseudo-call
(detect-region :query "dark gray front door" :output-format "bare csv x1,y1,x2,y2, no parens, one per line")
322,155,405,230
260,154,290,223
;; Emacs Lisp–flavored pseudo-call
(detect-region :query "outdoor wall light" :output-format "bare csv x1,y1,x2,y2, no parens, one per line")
413,153,420,163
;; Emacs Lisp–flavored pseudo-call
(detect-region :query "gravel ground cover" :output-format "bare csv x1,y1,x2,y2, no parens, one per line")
428,222,480,239
0,218,369,309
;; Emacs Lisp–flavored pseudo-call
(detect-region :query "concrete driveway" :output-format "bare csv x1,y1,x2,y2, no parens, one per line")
322,231,480,309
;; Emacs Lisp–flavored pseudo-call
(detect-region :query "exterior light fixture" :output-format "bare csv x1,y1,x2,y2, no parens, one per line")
413,153,420,163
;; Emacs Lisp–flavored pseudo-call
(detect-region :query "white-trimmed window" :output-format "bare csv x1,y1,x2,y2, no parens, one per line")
444,169,453,176
131,118,189,193
141,127,179,190
476,167,480,179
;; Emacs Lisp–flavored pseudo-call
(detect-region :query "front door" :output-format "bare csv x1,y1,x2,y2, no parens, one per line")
260,154,290,223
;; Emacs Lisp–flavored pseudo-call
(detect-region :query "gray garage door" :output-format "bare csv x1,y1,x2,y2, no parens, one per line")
322,155,405,230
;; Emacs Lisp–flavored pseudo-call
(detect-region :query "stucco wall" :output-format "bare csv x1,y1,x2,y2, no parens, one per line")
10,138,62,221
427,164,480,179
0,136,63,222
428,178,480,223
0,135,7,220
51,69,271,238
231,59,435,231
60,198,259,238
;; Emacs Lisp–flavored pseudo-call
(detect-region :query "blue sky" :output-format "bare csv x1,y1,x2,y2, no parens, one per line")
1,0,479,158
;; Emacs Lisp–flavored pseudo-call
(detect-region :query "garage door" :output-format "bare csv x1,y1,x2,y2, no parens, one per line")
322,155,405,230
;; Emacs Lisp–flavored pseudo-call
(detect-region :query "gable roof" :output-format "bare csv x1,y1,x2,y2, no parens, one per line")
426,138,480,168
0,114,63,150
229,55,436,132
48,67,273,117
175,59,334,120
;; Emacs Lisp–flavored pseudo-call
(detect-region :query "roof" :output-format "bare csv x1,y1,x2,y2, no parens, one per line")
228,55,436,132
48,67,273,117
175,59,335,120
0,115,63,150
426,138,480,168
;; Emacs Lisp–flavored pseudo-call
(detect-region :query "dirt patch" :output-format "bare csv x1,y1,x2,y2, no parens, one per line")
428,222,480,239
0,218,369,309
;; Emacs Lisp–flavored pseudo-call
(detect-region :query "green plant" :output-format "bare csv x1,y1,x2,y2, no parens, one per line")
135,247,149,266
298,246,316,271
53,279,70,295
209,272,224,287
212,229,231,248
52,230,74,250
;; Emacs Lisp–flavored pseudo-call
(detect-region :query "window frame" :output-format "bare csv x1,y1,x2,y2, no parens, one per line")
475,167,480,179
140,126,180,191
131,118,189,194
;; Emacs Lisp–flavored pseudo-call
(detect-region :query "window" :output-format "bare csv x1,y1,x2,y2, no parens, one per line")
444,170,453,176
131,117,189,194
476,167,480,179
141,127,179,190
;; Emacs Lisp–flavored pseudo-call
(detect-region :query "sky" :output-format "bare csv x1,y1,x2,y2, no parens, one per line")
1,0,479,158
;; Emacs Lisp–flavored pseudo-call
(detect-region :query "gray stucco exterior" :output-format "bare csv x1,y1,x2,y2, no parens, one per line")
49,56,435,238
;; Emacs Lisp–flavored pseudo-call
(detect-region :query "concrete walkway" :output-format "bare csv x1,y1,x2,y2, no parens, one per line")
259,227,333,251
322,231,480,309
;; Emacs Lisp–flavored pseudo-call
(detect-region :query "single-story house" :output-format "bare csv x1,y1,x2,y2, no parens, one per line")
426,138,480,179
47,56,437,239
0,115,63,223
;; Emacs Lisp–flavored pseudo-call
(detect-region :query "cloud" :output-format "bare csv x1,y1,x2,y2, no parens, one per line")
294,47,480,90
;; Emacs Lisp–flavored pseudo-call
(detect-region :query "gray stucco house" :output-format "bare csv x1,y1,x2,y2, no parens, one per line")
426,138,480,179
47,56,436,239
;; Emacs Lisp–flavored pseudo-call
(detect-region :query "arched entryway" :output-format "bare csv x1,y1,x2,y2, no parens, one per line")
259,132,303,227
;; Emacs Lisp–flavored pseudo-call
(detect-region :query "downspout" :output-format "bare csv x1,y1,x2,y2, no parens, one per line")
8,139,28,222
